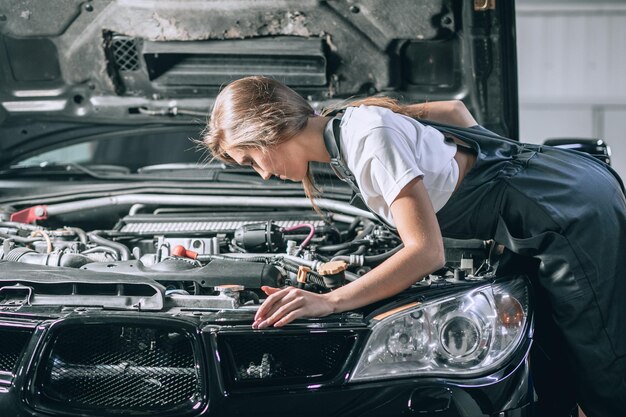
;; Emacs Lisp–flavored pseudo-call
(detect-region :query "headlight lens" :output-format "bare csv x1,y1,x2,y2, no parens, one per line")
351,277,529,381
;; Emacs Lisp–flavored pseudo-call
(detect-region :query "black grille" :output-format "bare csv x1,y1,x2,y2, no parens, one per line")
112,37,139,71
0,328,32,373
219,332,356,388
35,324,201,415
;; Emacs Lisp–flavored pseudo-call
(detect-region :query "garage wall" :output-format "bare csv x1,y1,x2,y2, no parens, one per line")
516,1,626,180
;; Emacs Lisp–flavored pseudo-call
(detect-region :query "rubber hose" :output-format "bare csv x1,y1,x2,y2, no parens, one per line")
87,232,131,261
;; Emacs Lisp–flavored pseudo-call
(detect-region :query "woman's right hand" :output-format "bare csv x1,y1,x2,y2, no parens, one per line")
252,286,336,329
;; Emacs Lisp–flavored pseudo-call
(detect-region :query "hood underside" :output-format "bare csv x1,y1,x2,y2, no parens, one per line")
0,0,518,162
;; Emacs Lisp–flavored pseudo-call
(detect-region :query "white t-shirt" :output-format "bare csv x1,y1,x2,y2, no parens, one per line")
338,105,459,227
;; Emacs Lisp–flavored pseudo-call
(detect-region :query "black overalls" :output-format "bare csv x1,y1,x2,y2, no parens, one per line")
325,117,626,417
428,122,626,417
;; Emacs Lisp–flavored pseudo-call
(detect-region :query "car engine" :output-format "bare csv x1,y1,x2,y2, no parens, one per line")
0,205,493,312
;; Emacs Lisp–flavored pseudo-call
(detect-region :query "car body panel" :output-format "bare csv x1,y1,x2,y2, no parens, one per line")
0,0,518,167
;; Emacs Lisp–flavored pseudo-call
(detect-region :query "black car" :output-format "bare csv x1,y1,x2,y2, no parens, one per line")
0,1,534,416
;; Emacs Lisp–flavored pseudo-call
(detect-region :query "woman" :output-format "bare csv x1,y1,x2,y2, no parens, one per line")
204,76,625,417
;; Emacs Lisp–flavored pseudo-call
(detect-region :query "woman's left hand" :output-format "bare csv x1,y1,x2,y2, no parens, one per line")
252,286,336,329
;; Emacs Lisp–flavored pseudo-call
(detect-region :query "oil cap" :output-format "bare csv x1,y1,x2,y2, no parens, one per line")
316,261,348,289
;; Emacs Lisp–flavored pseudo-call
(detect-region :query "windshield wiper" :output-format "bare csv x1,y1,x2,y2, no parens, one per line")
0,162,137,180
137,163,225,174
0,162,288,185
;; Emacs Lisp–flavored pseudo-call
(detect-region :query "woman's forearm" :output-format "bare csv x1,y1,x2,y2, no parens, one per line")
253,177,445,328
325,243,444,313
324,176,446,313
407,100,477,128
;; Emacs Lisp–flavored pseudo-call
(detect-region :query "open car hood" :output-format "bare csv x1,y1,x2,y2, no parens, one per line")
0,0,518,165
0,7,536,414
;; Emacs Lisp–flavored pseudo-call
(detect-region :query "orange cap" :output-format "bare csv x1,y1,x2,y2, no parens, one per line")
317,261,348,275
172,245,198,259
297,266,311,284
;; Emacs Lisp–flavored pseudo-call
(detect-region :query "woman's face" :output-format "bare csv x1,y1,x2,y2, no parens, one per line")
227,139,309,182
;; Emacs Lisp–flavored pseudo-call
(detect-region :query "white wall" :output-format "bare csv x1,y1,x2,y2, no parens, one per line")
516,1,626,180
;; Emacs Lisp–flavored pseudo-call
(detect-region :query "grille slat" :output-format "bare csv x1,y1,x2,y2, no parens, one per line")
35,324,201,414
219,332,356,388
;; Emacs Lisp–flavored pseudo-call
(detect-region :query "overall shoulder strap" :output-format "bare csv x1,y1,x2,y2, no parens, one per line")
417,119,519,148
323,114,360,194
323,115,397,230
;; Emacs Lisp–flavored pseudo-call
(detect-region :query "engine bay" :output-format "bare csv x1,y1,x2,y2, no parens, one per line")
0,204,495,313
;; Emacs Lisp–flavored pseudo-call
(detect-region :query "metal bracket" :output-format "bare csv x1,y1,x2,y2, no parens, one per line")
9,205,48,224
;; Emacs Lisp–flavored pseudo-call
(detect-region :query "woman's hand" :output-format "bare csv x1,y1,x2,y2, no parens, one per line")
252,286,336,329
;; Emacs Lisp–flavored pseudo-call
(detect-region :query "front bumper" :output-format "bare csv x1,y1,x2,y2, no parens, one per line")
0,310,534,417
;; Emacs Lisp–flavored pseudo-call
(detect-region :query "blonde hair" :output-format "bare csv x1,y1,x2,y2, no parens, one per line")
203,76,323,210
202,76,427,214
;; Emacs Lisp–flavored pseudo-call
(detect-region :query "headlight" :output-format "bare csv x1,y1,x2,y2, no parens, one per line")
351,277,529,381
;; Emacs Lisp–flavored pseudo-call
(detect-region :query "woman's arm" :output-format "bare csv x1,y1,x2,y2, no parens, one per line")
407,100,477,128
252,177,444,328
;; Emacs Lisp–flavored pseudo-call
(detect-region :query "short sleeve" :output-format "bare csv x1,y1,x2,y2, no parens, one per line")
355,127,424,207
339,105,457,225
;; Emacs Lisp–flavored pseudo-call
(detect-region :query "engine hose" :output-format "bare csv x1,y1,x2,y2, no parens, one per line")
340,217,364,240
344,271,359,282
0,232,42,244
282,223,316,252
347,217,363,234
65,227,88,244
352,245,368,255
314,253,330,263
87,232,131,261
334,248,350,256
30,230,52,253
330,254,363,266
355,223,376,239
316,239,371,253
363,243,404,265
324,226,342,244
317,223,375,254
241,290,260,305
0,222,42,232
81,246,120,258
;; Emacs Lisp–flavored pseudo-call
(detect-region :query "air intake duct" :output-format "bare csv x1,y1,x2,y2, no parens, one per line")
1,247,93,268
